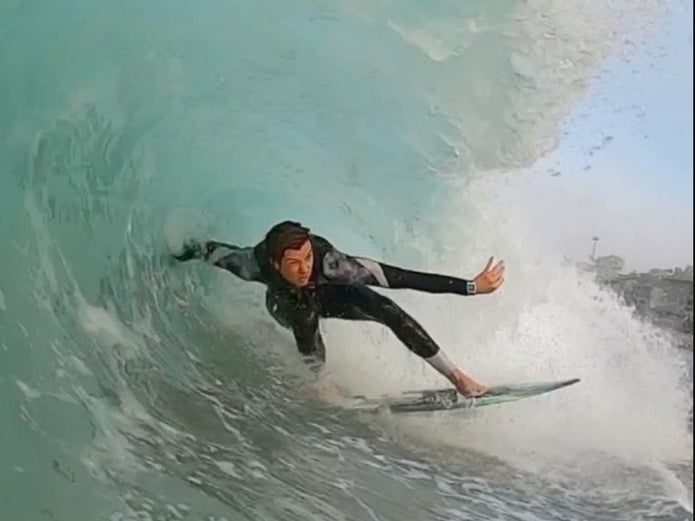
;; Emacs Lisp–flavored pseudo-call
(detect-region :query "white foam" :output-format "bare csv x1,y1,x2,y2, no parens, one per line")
649,461,693,514
325,171,691,478
15,379,42,400
215,460,242,479
388,19,477,62
78,302,143,360
502,0,669,164
163,208,209,254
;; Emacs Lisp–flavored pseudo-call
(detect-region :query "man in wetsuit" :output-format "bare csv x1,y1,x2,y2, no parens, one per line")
173,220,505,396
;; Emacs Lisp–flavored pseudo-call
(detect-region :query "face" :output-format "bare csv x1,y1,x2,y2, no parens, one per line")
275,240,314,287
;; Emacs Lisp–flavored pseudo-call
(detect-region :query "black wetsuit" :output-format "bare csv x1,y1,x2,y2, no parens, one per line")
174,233,476,374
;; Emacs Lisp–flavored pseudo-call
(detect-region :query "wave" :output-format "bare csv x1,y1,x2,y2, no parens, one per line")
1,1,689,520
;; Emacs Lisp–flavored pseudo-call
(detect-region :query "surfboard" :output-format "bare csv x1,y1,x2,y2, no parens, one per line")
348,378,580,414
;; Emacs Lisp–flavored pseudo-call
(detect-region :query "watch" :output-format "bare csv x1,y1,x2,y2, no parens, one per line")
466,281,477,295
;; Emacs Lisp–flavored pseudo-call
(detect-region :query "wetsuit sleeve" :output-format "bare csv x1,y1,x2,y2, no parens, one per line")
173,240,261,282
293,322,326,374
322,249,474,295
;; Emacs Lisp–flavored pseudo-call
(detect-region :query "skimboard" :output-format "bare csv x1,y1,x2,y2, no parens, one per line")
348,378,580,414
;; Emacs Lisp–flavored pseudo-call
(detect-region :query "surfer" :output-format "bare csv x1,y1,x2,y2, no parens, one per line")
173,221,505,397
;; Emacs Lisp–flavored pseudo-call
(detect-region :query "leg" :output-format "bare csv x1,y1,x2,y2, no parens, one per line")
316,285,486,395
315,285,441,359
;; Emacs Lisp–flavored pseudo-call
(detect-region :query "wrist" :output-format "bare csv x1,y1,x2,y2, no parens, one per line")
465,280,477,295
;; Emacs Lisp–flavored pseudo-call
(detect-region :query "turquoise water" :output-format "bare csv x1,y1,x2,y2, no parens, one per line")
1,1,692,520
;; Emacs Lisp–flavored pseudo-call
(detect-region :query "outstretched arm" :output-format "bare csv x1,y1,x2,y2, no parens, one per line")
173,240,261,282
322,248,505,296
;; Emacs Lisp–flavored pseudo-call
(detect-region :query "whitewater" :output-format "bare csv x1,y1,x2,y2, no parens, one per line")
0,1,692,520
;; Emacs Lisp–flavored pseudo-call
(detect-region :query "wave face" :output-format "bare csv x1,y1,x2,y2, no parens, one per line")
1,1,691,520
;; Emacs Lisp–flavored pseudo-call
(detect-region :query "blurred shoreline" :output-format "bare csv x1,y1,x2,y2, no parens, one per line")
578,256,693,350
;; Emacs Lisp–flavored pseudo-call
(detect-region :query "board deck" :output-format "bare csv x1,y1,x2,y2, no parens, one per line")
348,378,580,414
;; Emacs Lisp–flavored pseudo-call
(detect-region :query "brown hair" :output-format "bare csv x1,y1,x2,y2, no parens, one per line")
265,221,311,264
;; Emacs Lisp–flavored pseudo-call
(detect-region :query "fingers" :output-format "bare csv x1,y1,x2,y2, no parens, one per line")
484,266,505,286
482,258,505,274
488,264,504,279
486,260,505,284
490,259,505,275
487,276,504,291
485,280,503,293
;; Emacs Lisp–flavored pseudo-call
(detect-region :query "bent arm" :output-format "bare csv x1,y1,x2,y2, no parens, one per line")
288,305,326,374
173,240,261,282
322,249,474,295
293,323,326,374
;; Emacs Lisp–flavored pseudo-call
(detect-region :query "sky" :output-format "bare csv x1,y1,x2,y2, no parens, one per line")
520,0,693,273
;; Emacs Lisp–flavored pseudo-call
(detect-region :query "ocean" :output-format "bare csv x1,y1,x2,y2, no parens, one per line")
0,1,692,520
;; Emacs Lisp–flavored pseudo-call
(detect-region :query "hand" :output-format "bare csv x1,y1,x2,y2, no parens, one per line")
172,240,203,262
449,368,488,397
473,256,505,294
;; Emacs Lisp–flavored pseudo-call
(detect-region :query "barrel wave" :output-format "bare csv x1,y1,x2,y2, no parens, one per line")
1,1,691,520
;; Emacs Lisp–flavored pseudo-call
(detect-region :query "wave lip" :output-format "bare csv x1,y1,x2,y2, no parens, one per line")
0,1,683,520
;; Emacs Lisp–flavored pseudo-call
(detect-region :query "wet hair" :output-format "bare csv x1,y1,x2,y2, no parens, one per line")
265,220,311,264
